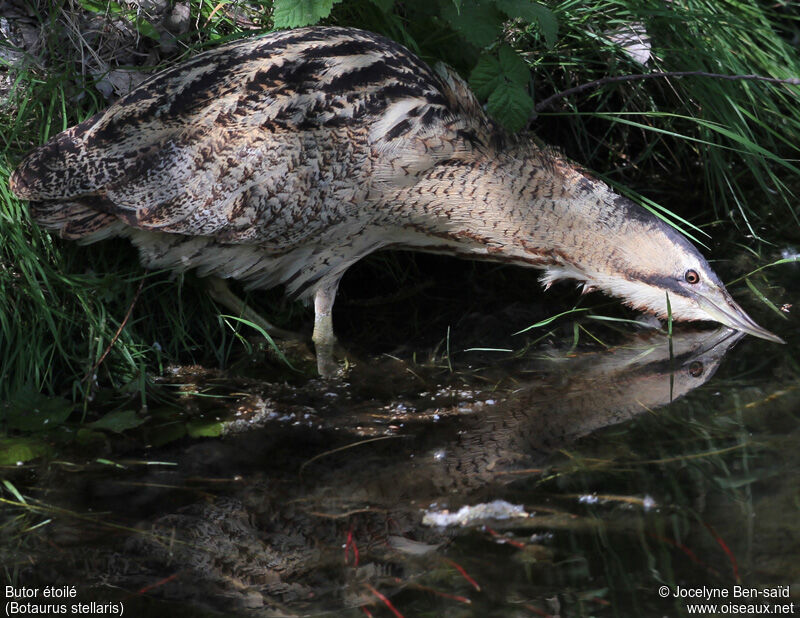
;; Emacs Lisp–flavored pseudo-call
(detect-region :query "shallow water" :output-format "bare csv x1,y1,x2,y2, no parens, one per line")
2,257,799,617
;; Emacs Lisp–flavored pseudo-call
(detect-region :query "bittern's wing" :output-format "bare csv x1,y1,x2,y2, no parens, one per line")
11,27,494,242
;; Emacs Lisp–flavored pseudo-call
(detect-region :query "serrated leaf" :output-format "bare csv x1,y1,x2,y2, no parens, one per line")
470,46,533,132
497,44,529,86
90,409,146,434
494,0,558,48
273,0,337,28
487,81,533,132
440,0,505,48
469,53,502,99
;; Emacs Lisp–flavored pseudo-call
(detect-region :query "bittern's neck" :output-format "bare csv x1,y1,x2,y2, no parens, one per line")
378,145,640,277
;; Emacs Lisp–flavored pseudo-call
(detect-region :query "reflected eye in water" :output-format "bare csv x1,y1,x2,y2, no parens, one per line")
688,361,704,377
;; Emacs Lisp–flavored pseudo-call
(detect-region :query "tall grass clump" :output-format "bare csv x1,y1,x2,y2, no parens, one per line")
517,1,800,235
0,1,254,403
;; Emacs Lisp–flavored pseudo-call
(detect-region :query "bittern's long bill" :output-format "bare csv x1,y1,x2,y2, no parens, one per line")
8,26,784,376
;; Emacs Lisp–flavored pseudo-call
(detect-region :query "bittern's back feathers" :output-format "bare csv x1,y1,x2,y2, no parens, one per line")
11,26,495,234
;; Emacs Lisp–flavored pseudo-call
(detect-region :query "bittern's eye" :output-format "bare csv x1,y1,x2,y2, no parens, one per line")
684,269,700,284
688,361,704,377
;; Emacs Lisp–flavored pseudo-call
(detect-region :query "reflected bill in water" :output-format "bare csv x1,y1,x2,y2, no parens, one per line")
14,327,761,615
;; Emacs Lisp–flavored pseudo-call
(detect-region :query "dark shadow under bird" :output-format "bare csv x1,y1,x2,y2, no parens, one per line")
9,26,783,375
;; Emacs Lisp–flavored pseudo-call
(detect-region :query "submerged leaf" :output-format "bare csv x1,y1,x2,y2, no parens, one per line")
90,409,147,433
187,420,224,438
0,437,50,465
2,388,74,432
145,423,188,448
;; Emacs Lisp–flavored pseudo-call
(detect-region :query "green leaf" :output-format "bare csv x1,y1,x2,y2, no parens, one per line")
90,409,147,433
0,438,50,465
78,0,122,14
221,315,295,370
486,81,533,131
744,277,787,319
187,420,224,438
273,0,338,28
440,0,505,48
78,0,159,40
470,46,530,100
132,17,161,42
493,0,558,48
3,479,26,503
96,458,126,468
469,45,533,131
497,45,530,86
472,47,534,131
469,53,502,99
2,389,74,432
514,307,590,334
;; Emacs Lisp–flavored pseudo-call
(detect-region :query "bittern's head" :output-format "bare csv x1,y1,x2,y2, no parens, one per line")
539,192,783,344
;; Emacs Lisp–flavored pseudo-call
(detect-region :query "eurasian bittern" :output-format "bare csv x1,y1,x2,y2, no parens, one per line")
9,26,782,376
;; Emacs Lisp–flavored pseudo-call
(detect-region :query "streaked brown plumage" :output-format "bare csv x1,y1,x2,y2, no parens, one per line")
9,26,782,375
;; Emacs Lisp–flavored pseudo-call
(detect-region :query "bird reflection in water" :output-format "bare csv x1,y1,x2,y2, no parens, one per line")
20,327,746,614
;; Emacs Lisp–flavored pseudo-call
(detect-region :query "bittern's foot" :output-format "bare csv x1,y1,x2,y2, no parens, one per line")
314,339,363,378
314,340,339,378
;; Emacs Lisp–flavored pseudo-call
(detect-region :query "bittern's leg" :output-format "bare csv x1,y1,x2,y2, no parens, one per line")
206,276,304,342
313,280,341,377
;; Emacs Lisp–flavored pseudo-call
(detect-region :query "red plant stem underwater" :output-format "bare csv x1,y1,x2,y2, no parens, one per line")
443,557,481,592
345,524,360,567
702,520,740,582
364,583,404,618
135,573,179,596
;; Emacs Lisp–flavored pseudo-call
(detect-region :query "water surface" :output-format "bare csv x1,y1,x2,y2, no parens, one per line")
2,255,798,618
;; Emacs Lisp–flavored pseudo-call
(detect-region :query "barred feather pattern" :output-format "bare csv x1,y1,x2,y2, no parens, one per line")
11,27,496,296
10,26,746,332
